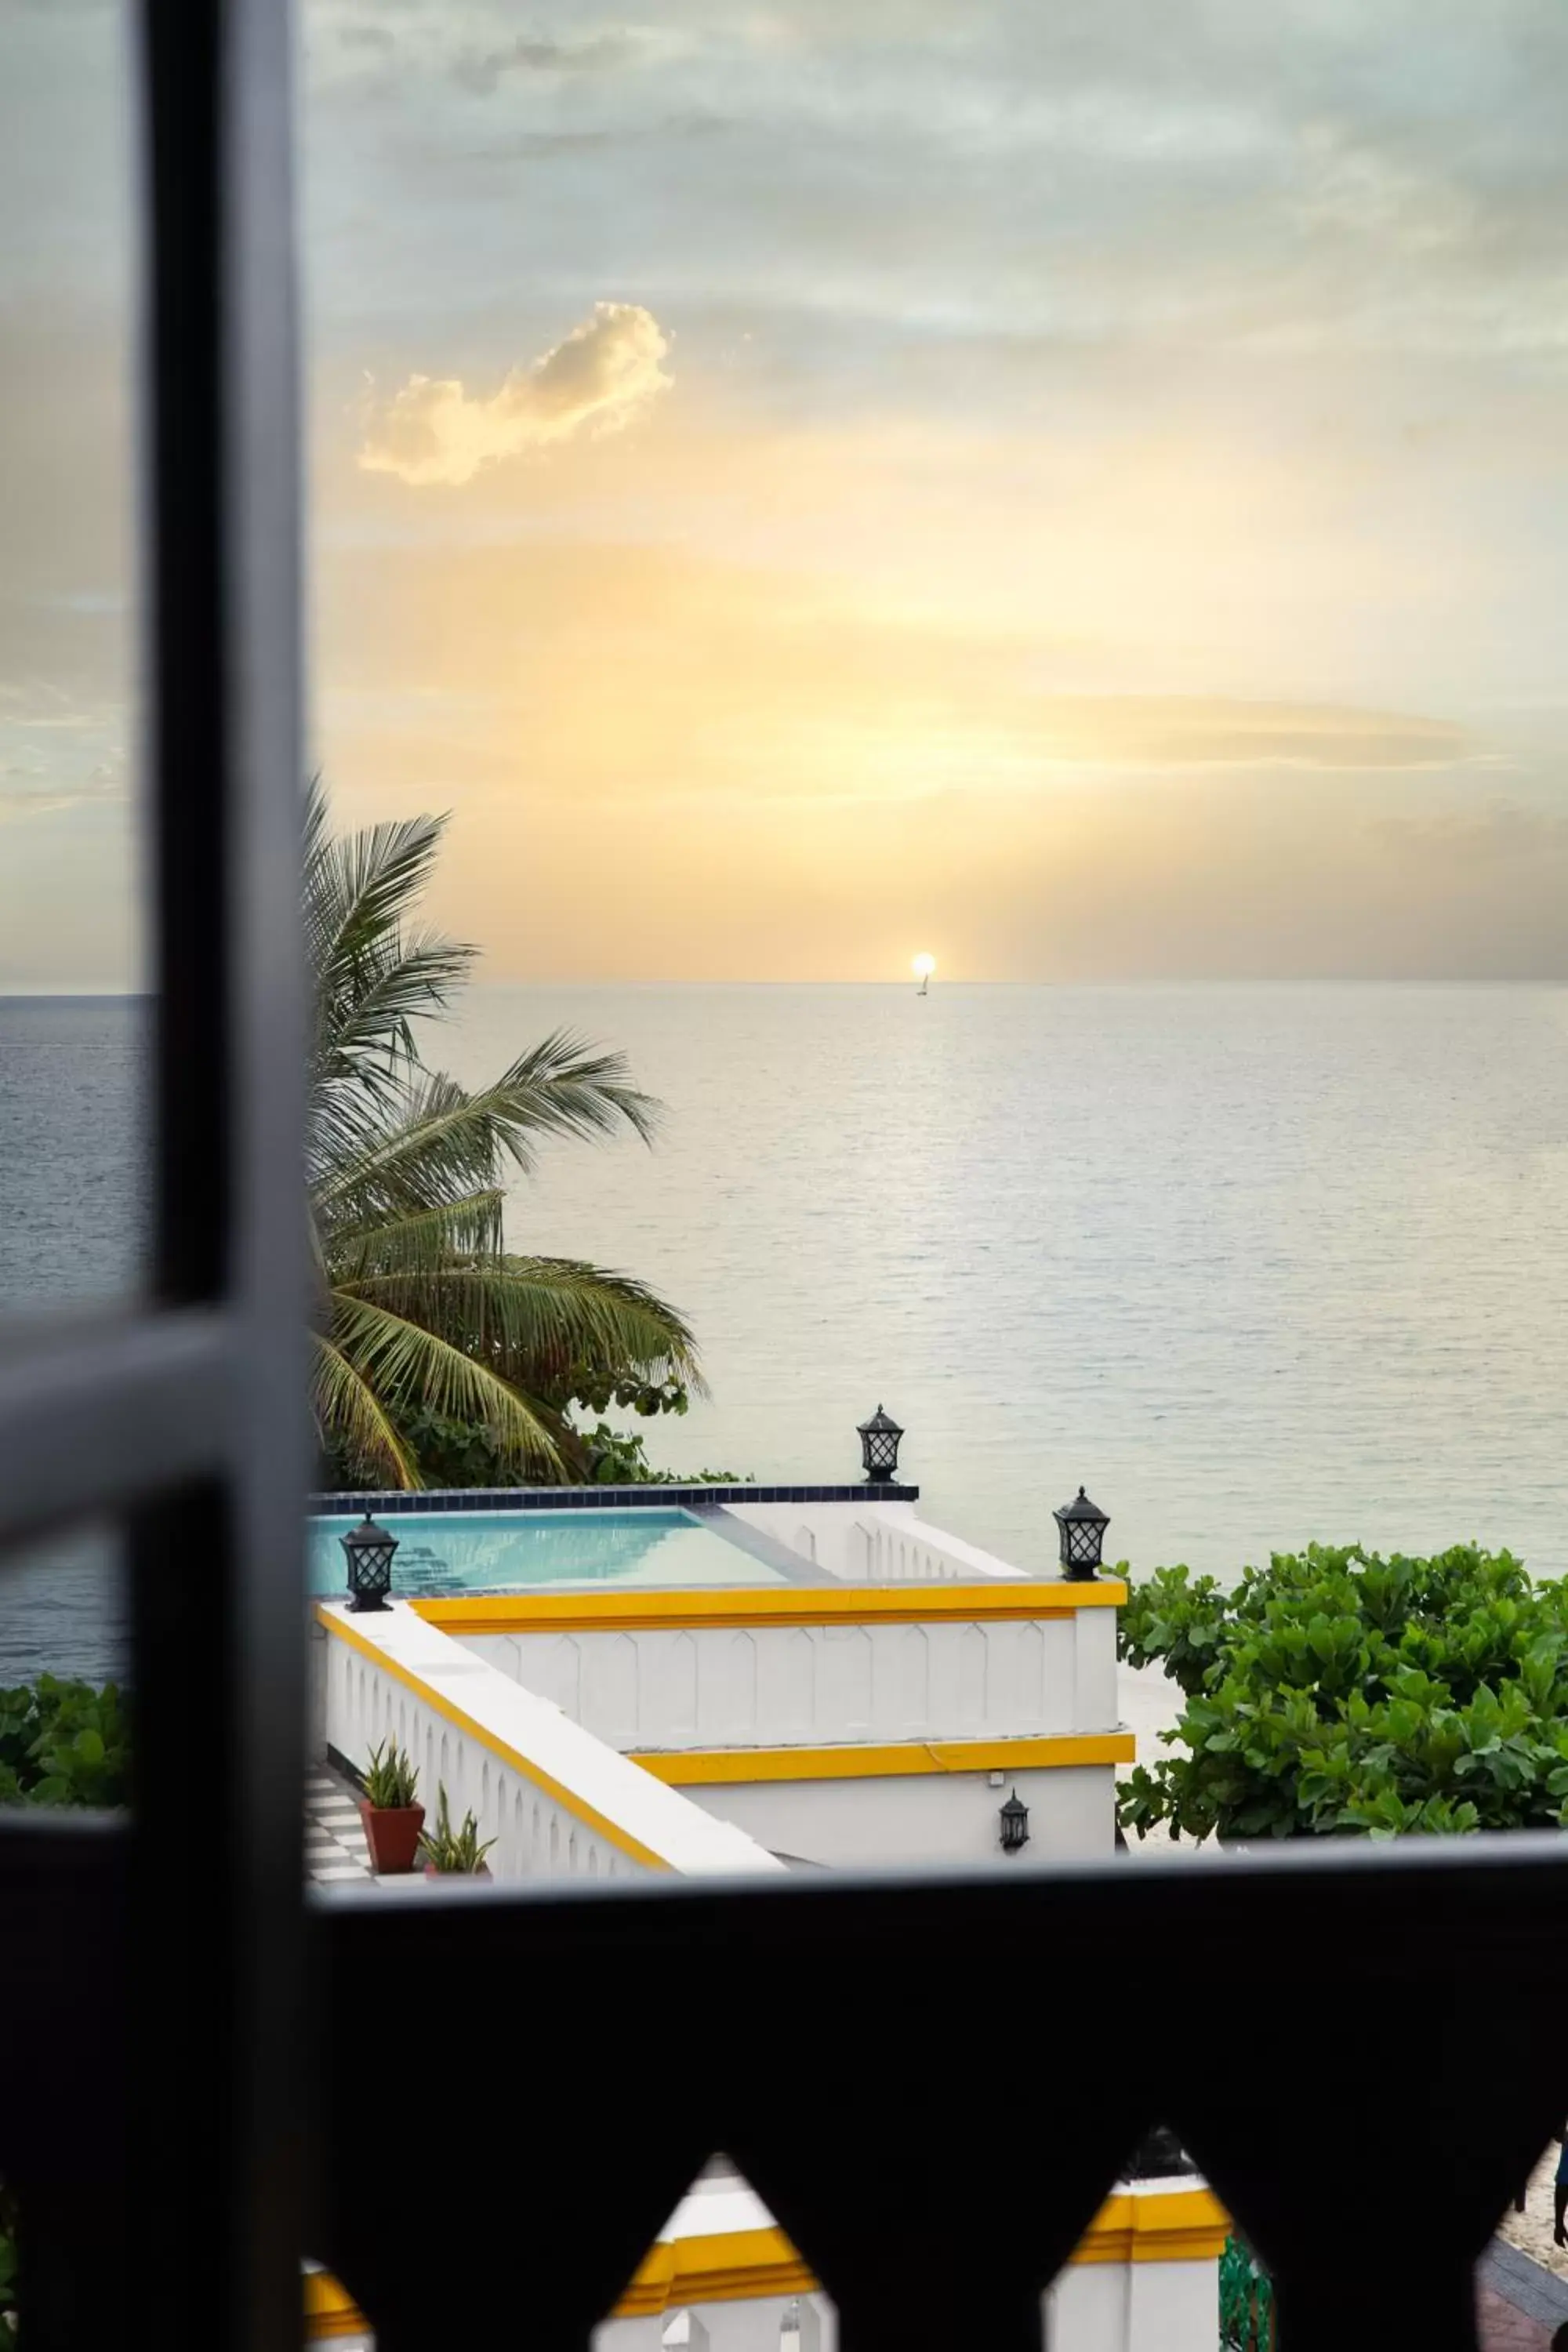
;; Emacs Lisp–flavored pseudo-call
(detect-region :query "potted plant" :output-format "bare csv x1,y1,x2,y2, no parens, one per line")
417,1784,495,1878
358,1739,423,1875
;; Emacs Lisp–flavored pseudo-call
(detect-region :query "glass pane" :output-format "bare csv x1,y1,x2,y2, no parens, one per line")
303,0,1568,1581
303,0,1568,1897
0,0,147,1309
0,1519,127,1798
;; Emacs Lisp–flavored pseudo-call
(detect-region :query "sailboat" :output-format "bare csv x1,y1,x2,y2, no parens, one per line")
913,952,935,998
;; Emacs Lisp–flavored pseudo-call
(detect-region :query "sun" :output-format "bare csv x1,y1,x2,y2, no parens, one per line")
912,952,937,978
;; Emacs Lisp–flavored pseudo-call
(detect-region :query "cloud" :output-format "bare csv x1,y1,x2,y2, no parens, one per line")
0,677,126,820
358,303,673,487
453,30,637,96
989,698,1486,775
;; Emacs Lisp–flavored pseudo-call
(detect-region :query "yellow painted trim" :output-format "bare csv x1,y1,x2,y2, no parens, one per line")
631,1733,1136,1785
1073,2187,1231,2267
303,2272,365,2337
617,2227,816,2315
413,1578,1125,1638
304,2187,1231,2336
316,1607,671,1874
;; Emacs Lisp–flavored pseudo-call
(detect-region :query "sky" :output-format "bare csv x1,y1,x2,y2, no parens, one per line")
5,0,1568,983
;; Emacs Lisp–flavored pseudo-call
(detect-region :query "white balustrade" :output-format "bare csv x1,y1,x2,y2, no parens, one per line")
451,1606,1118,1752
314,1602,784,1882
724,1499,1034,1584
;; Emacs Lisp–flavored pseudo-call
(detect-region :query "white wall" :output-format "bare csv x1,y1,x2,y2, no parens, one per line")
599,2295,836,2352
458,1610,1119,1752
1047,2259,1218,2352
597,2251,1214,2352
681,1762,1112,1867
728,1499,1001,1583
308,2260,1212,2352
316,1603,784,1882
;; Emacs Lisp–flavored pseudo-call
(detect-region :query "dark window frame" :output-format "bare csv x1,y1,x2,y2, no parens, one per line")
0,6,1563,2349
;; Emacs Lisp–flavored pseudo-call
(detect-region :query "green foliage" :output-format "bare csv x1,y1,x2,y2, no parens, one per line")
416,1784,495,1874
361,1739,419,1810
321,1403,742,1493
577,1423,745,1486
1117,1543,1568,1843
1218,2235,1273,2350
306,782,702,1490
0,1675,129,1808
563,1372,690,1422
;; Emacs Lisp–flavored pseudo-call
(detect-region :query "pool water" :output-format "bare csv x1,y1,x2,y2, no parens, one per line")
309,1508,786,1599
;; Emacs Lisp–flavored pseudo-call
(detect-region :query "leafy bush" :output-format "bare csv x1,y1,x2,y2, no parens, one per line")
0,1675,129,1808
321,1403,742,1492
577,1423,744,1486
1117,1543,1568,1842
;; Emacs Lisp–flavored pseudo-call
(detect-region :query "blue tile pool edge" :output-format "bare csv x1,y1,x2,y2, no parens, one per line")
310,1482,919,1515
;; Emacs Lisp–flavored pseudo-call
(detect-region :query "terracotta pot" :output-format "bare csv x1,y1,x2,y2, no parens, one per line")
359,1799,424,1875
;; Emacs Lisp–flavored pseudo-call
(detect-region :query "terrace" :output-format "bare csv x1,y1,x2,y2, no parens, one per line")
310,1482,1132,1875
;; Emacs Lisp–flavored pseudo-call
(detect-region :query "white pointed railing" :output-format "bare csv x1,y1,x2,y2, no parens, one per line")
315,1602,785,1881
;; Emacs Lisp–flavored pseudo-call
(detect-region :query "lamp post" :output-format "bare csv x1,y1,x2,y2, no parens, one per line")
340,1511,399,1613
857,1403,905,1483
998,1788,1030,1856
1054,1486,1109,1581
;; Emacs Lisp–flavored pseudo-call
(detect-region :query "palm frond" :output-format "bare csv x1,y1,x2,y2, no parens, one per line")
485,1031,662,1155
311,1331,420,1490
307,786,474,1090
340,1256,703,1389
314,1071,508,1222
306,791,452,986
324,931,474,1074
314,1041,659,1221
328,1292,564,1474
325,1191,507,1284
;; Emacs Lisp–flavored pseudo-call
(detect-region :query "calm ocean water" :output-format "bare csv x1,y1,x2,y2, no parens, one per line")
5,982,1568,1675
0,996,147,1682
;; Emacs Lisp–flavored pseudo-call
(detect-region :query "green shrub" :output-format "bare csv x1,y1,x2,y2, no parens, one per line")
320,1403,742,1492
577,1423,743,1486
1117,1543,1568,1843
0,1675,129,1809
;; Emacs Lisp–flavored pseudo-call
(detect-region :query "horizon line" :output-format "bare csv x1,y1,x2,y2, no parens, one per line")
8,975,1568,998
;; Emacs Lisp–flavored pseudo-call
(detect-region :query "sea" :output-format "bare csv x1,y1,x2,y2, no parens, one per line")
5,982,1568,1682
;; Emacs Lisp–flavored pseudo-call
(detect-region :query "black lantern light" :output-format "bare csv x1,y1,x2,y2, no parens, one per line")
857,1403,905,1483
340,1511,399,1613
1054,1485,1109,1581
998,1787,1030,1855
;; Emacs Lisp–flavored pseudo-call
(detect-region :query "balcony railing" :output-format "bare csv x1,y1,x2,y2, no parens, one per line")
307,1832,1568,2352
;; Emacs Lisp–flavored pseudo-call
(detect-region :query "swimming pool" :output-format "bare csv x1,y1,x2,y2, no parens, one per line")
309,1506,789,1599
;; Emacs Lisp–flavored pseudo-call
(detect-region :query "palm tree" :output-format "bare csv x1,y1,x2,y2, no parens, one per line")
306,786,699,1488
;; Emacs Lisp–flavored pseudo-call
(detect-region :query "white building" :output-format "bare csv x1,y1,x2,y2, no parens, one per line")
304,2165,1231,2352
313,1491,1132,1875
307,1486,1229,2352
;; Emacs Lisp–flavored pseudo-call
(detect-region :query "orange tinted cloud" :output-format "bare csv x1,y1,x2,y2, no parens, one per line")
358,303,673,487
